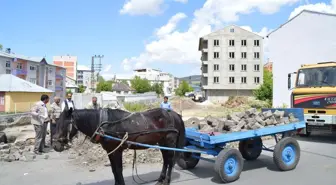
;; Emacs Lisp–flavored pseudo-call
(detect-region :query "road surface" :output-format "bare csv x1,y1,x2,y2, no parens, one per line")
1,134,336,185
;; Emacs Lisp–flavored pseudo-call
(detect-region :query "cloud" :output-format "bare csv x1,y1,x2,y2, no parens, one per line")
120,0,187,16
155,13,187,38
289,0,336,19
174,0,188,3
121,0,300,71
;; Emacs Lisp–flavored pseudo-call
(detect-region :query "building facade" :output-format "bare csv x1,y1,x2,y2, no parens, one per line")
53,55,78,80
267,10,336,107
198,25,264,102
0,51,66,101
77,65,92,89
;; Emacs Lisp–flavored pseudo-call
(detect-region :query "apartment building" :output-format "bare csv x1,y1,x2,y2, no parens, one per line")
53,55,78,80
77,65,92,88
134,68,174,96
112,68,175,96
0,50,67,100
198,25,264,102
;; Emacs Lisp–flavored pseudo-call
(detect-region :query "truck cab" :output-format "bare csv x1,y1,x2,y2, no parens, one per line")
288,62,336,136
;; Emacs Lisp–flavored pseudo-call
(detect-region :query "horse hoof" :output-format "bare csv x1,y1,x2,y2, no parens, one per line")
162,180,170,185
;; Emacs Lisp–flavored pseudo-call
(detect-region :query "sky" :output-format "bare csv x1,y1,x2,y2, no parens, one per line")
1,0,336,79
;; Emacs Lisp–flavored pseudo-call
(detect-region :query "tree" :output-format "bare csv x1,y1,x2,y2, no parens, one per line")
130,76,152,93
95,76,113,93
151,82,164,96
78,85,86,93
120,79,129,85
0,44,2,51
174,80,194,96
253,69,273,103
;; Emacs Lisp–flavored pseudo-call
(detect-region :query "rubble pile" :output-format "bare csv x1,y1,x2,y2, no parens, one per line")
68,133,163,168
0,139,38,162
185,108,300,133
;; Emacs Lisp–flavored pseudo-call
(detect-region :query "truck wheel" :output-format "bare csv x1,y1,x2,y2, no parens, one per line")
273,137,301,171
238,137,262,160
214,148,244,183
177,152,200,169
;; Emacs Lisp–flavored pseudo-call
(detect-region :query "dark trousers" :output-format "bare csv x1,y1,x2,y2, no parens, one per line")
33,122,47,152
50,119,58,146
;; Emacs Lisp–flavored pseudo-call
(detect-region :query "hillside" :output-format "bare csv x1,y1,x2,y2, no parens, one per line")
178,75,201,85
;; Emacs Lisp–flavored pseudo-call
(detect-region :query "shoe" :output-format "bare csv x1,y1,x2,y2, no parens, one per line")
34,151,42,155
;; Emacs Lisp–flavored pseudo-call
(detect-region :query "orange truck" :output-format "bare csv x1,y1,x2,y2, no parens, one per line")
288,62,336,136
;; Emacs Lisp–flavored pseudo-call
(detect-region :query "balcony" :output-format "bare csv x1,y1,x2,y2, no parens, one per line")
55,74,63,80
12,69,27,76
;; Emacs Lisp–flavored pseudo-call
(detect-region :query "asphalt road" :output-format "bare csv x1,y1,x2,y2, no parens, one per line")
1,134,336,185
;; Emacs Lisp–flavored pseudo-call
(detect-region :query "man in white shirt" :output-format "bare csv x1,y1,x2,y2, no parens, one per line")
31,94,50,155
61,92,75,111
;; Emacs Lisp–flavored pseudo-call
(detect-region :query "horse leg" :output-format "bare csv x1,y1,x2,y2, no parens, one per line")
108,150,125,185
155,149,169,185
163,134,179,185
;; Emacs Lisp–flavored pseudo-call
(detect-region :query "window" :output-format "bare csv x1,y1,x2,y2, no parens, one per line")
241,64,247,71
5,61,10,68
214,39,219,46
29,78,36,84
48,80,53,86
254,64,260,71
229,64,235,71
17,63,22,69
229,52,235,59
214,64,219,71
214,52,219,59
229,77,235,84
254,77,260,84
254,52,260,59
230,28,234,32
229,40,235,46
241,40,247,46
48,68,53,73
214,76,219,83
6,69,11,74
241,77,247,84
30,66,35,70
254,40,260,46
241,52,247,59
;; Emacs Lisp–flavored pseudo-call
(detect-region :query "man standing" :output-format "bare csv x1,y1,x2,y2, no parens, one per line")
31,94,50,155
160,96,172,111
86,96,101,110
61,92,75,111
48,96,62,146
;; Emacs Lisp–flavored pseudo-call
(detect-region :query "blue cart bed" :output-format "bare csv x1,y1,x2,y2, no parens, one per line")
177,108,305,183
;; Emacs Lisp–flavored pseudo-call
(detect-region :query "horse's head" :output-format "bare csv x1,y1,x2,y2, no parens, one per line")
53,108,76,152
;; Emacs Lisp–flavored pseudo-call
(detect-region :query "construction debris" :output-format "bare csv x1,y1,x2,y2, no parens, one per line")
185,108,300,133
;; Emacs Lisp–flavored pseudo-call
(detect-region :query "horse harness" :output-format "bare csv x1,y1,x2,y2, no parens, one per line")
89,109,179,144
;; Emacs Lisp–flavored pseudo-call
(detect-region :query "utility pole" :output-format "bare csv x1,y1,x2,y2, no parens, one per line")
90,54,104,92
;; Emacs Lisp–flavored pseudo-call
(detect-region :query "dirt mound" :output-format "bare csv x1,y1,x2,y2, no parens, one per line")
171,97,196,111
222,96,270,109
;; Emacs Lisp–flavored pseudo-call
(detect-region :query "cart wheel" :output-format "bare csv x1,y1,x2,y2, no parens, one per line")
177,152,200,170
273,137,300,171
238,137,262,160
214,148,244,183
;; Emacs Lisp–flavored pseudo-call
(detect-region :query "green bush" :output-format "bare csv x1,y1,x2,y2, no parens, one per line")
253,69,273,104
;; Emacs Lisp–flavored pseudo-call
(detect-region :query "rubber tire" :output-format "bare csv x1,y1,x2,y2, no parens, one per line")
214,148,244,183
238,137,262,161
177,152,200,170
273,137,301,171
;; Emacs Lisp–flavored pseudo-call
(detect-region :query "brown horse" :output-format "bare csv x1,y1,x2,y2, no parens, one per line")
52,107,186,185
